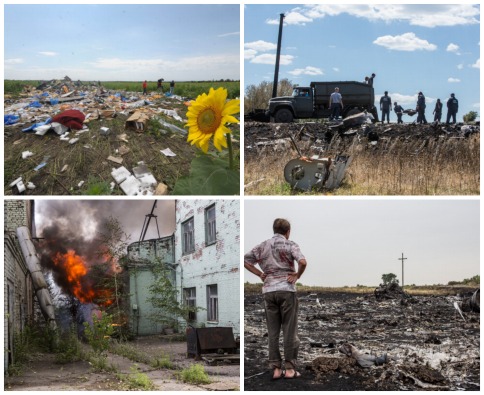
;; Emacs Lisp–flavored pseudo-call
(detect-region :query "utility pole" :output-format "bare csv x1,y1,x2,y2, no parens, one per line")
272,13,285,98
398,253,407,288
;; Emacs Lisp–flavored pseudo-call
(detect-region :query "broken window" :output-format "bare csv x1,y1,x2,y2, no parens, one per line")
182,217,195,254
184,287,197,321
207,284,218,322
205,204,216,245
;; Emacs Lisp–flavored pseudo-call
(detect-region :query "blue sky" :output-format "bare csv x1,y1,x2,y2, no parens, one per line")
245,4,480,119
4,4,240,81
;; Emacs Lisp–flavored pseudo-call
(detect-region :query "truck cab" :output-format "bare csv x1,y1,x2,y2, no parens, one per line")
267,81,378,123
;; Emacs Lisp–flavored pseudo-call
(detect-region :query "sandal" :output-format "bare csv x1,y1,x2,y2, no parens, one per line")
271,368,285,381
284,370,301,379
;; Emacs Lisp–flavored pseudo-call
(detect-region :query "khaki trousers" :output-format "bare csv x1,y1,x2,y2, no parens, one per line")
263,291,299,370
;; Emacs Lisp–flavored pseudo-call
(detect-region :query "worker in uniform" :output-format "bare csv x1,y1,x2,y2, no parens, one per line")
446,93,459,124
416,92,427,124
380,91,392,123
394,102,404,124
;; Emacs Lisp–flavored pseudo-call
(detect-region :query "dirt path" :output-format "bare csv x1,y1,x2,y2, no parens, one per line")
6,338,240,391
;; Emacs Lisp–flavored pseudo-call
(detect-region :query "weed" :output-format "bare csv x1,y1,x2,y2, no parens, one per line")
85,177,112,195
117,365,155,390
151,353,174,370
55,328,83,364
88,353,118,373
110,342,151,365
178,363,211,385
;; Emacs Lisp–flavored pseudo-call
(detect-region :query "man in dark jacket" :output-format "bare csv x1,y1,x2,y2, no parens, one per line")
446,94,459,124
394,102,404,124
433,99,443,122
416,92,427,124
380,91,392,123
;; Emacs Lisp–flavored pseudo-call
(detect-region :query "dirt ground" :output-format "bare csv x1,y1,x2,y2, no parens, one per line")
4,96,239,196
6,336,240,391
244,290,480,391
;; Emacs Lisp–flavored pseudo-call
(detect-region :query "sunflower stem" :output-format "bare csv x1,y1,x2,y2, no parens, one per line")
226,133,234,170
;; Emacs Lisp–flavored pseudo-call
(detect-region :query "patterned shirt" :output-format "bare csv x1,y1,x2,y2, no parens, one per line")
244,234,306,293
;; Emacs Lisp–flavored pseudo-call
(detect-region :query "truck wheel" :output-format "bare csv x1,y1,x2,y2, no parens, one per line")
274,109,294,123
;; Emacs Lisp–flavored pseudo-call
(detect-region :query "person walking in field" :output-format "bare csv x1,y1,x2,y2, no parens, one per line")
244,218,308,381
416,92,427,124
142,80,147,95
170,80,175,95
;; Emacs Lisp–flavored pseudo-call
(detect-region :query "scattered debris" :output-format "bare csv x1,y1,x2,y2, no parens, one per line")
338,343,388,368
107,155,123,165
22,151,34,159
160,148,176,157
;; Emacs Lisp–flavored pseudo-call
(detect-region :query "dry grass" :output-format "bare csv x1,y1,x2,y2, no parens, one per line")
244,282,477,296
244,134,480,195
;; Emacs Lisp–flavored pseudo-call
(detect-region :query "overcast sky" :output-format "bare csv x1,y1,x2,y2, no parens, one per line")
244,199,480,287
245,4,480,119
4,4,240,81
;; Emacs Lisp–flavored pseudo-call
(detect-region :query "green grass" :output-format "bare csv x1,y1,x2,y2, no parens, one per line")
116,365,156,390
5,80,240,99
177,364,211,385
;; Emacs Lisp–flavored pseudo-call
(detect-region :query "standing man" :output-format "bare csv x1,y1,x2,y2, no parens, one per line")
157,78,164,93
329,87,343,121
416,92,427,124
170,80,175,95
244,218,307,380
433,99,443,123
446,93,459,124
380,91,392,124
394,102,404,124
367,73,376,87
142,80,147,95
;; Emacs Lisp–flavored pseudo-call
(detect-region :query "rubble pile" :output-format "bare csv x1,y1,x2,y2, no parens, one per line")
374,282,412,301
245,120,480,158
4,76,194,195
245,290,480,390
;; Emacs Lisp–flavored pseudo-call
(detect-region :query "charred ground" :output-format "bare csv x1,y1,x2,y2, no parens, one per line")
244,288,479,391
244,121,479,195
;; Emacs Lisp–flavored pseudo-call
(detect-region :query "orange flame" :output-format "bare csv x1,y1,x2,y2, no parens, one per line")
52,249,113,306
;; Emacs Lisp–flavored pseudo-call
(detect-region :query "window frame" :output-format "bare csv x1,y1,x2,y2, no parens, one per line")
205,204,216,246
184,287,197,321
206,284,218,322
181,217,195,255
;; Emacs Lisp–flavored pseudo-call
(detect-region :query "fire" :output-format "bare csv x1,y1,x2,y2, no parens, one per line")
52,249,113,306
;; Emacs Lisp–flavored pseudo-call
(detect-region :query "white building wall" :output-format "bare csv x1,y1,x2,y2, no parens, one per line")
174,200,240,337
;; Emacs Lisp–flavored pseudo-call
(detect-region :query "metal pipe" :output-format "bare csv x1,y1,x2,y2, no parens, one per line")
272,13,285,98
16,226,57,329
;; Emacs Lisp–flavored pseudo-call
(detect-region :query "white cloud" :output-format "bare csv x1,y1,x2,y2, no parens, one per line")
288,66,323,76
457,63,464,70
471,58,480,69
446,43,460,53
333,67,340,72
373,32,437,52
472,102,480,109
38,51,58,56
5,58,24,64
284,4,479,28
244,49,257,60
448,77,461,83
267,11,313,26
377,92,436,107
218,31,239,38
250,54,294,65
244,40,277,52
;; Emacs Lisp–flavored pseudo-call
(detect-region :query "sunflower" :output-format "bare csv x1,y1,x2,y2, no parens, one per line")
185,87,240,153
